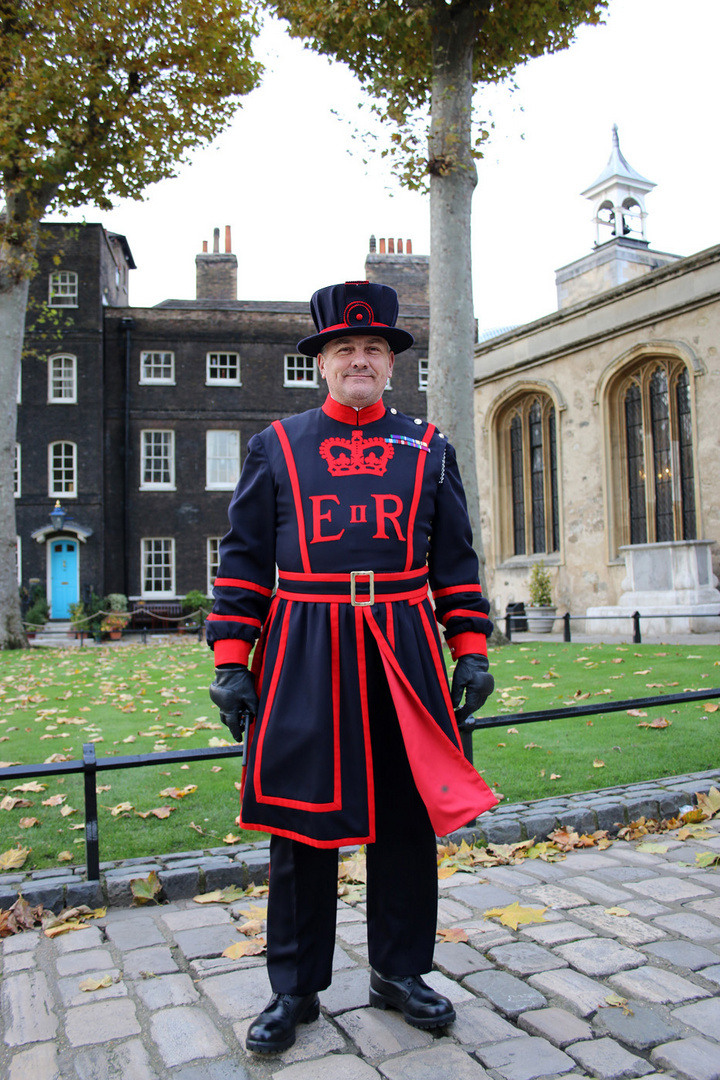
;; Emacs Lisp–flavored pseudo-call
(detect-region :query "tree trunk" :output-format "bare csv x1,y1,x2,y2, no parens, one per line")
0,204,41,648
426,3,486,587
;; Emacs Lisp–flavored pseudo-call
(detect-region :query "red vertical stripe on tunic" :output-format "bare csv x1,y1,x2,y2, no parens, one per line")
272,420,311,573
404,423,435,571
356,605,376,842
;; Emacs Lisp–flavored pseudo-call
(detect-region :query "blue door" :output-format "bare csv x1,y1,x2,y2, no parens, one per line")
50,541,78,619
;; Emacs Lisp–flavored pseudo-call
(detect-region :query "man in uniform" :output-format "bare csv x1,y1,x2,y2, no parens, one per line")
208,281,497,1054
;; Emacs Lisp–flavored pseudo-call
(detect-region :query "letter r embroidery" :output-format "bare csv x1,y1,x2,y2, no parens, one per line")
372,494,406,541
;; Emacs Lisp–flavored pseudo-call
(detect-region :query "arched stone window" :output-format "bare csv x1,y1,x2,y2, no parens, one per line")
612,357,697,548
498,393,559,559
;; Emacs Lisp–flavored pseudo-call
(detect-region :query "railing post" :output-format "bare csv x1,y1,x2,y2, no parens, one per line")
633,611,642,644
83,743,100,881
505,613,512,642
563,612,571,642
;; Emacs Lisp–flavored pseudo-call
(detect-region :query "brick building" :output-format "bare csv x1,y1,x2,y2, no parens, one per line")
17,226,429,618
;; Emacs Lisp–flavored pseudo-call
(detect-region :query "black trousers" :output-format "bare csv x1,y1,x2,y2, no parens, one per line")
266,660,439,995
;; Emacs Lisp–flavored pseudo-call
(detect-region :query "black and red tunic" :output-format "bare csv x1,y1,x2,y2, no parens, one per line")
207,396,497,846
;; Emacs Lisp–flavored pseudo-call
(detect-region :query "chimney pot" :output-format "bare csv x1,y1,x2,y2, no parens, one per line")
369,234,376,253
213,227,220,254
407,239,412,254
379,238,386,254
388,238,395,254
397,238,403,254
202,241,208,253
225,226,232,253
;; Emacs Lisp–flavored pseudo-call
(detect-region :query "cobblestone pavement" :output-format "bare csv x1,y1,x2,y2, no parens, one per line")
4,822,720,1080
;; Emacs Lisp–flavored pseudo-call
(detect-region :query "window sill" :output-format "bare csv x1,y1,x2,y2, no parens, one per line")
139,485,177,492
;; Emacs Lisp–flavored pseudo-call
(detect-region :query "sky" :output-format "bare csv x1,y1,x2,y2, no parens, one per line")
51,0,720,333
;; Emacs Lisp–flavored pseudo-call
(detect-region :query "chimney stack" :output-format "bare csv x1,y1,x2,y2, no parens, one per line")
196,225,237,301
364,233,428,304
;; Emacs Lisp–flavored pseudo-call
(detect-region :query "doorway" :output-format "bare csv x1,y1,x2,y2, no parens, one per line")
49,540,79,619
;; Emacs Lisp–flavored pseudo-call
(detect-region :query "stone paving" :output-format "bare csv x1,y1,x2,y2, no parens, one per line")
4,821,720,1079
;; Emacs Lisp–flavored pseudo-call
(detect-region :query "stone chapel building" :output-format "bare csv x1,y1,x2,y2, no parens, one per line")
474,127,720,634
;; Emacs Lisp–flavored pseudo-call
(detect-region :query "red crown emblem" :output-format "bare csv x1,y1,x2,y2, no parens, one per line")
319,430,394,476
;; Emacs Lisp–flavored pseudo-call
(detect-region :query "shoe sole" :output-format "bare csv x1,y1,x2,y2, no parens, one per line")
369,988,456,1028
246,999,321,1054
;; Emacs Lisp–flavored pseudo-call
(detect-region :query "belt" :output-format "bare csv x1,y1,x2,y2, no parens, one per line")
276,568,429,607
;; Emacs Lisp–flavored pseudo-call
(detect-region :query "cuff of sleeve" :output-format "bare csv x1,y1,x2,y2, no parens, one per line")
447,632,488,660
214,638,252,666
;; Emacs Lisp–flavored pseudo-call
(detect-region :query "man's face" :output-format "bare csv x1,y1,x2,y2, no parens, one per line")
317,335,394,409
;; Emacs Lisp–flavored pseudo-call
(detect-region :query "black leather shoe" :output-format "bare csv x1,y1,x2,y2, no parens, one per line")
369,970,456,1028
245,992,320,1053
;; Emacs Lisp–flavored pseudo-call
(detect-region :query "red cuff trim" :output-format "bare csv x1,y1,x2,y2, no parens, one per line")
447,633,487,659
214,638,252,666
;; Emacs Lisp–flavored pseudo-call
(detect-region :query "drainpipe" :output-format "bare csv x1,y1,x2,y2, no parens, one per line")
119,317,134,599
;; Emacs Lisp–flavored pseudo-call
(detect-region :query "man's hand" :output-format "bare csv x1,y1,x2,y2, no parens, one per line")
209,665,259,742
450,654,494,715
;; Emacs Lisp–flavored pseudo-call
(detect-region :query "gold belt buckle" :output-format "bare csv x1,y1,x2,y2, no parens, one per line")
350,570,375,607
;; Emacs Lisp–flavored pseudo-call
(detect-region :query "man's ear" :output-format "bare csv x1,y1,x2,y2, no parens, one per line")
317,353,326,379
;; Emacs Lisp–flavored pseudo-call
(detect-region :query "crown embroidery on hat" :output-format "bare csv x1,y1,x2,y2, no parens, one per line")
319,430,394,476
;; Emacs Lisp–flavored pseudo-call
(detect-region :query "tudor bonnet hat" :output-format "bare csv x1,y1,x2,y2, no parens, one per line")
297,280,414,357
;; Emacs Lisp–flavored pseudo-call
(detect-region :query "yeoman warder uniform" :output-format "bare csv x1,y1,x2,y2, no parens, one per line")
208,281,497,1053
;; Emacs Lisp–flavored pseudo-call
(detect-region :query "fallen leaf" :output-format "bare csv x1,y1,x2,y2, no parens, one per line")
105,802,133,817
18,817,40,829
707,703,719,713
222,939,266,959
437,866,457,879
604,993,632,1015
0,846,30,870
130,871,162,905
11,781,46,793
0,796,32,811
57,851,73,862
483,902,548,930
696,852,720,868
696,787,720,819
626,709,647,717
238,918,264,936
636,717,671,729
159,785,197,799
223,833,242,844
193,886,246,905
436,927,468,943
593,759,606,768
79,974,113,992
550,773,562,780
604,907,630,917
636,842,670,853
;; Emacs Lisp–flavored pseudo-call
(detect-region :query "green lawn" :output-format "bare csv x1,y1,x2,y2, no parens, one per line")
0,639,718,871
477,640,720,806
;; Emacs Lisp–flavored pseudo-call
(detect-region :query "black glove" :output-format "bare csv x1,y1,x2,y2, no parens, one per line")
209,665,259,742
450,653,495,714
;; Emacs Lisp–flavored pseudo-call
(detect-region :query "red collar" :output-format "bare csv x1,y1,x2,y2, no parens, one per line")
322,395,386,426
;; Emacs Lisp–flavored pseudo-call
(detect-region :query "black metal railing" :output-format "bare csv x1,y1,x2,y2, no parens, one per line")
0,745,243,882
504,609,720,644
2,686,719,882
457,686,720,760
